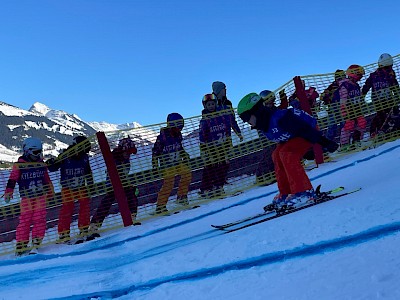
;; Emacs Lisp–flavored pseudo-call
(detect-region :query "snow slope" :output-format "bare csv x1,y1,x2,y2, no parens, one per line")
0,140,399,300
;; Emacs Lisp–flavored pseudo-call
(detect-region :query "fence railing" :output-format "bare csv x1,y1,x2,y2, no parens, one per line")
1,54,399,256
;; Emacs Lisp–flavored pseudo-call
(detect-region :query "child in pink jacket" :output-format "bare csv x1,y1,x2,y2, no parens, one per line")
4,137,54,256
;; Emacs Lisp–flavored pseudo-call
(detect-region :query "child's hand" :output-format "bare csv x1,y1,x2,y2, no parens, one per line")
3,192,13,203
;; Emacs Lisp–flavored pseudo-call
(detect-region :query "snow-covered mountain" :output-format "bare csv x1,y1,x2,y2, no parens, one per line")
88,120,159,145
0,101,157,163
88,120,143,132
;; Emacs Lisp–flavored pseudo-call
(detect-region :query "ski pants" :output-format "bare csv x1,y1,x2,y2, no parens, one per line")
157,163,192,206
200,161,229,192
91,185,138,227
16,195,47,243
272,137,313,195
58,187,91,234
340,116,366,145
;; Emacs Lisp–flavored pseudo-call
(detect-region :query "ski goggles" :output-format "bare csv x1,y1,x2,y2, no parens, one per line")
202,94,217,102
239,110,253,123
260,91,276,102
31,150,42,155
169,120,184,129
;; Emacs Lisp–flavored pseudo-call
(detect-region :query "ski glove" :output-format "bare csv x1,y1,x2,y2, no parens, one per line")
151,156,159,170
181,151,190,163
4,192,13,203
318,136,339,153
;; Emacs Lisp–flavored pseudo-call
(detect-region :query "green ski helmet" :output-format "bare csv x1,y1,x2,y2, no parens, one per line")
237,93,263,122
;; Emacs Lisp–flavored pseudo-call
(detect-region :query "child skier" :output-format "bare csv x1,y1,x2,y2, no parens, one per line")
212,81,244,142
237,93,338,210
199,94,234,198
46,136,94,244
338,64,367,148
361,53,400,138
4,137,54,256
88,136,139,238
152,113,192,214
288,80,319,114
320,69,346,141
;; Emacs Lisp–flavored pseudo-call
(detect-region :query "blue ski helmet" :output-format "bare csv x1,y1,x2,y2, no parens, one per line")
167,113,184,129
259,90,276,103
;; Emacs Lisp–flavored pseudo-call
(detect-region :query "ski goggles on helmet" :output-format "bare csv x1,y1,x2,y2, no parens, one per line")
239,110,253,123
169,120,184,129
259,90,276,102
31,149,42,156
202,94,217,102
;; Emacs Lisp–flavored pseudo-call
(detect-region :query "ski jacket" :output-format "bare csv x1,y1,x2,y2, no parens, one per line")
103,147,135,189
321,81,341,105
214,96,242,136
361,66,400,107
6,156,53,198
48,152,93,189
289,87,319,109
152,127,189,169
338,78,365,119
199,107,234,163
261,107,320,144
199,107,234,145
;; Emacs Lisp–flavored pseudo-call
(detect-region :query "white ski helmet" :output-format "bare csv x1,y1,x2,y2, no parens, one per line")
22,137,43,158
378,53,393,67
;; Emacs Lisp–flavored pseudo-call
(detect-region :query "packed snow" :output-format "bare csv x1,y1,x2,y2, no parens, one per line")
0,139,399,300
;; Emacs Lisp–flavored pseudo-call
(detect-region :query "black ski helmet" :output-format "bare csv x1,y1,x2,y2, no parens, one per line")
167,113,184,129
72,135,91,153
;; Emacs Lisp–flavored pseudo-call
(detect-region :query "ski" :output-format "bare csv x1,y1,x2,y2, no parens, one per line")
211,185,344,230
222,187,361,233
173,205,201,214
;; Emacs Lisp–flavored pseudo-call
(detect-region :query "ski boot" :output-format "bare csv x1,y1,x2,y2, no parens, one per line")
29,238,42,255
56,231,71,244
263,193,287,213
131,213,141,226
75,228,90,244
15,241,29,257
284,189,316,210
155,204,169,215
86,223,101,241
212,186,225,199
176,195,189,206
198,190,212,199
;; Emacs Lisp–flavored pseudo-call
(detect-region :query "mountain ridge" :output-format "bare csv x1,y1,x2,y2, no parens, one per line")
0,101,153,163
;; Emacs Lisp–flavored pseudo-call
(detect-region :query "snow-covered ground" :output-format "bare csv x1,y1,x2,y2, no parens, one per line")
0,139,400,300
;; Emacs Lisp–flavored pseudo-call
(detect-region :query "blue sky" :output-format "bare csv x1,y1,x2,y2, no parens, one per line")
0,0,399,126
